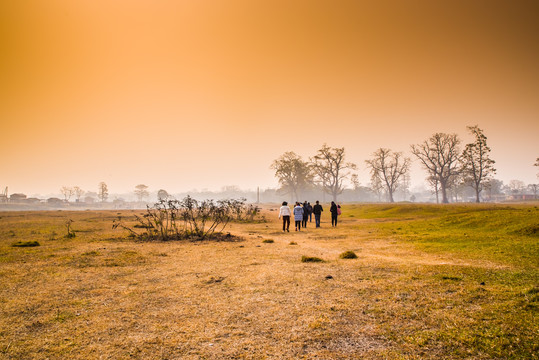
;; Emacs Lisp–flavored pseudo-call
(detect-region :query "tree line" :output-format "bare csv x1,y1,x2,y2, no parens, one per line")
271,126,533,204
10,125,536,205
58,183,158,204
59,182,110,203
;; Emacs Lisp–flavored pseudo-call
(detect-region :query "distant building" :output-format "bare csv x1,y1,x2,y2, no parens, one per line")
507,194,536,201
84,196,96,204
10,193,27,202
113,198,126,208
25,197,41,204
47,197,63,205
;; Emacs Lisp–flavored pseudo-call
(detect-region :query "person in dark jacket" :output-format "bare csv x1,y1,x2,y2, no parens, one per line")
330,201,338,227
302,201,309,228
312,200,323,228
307,202,313,222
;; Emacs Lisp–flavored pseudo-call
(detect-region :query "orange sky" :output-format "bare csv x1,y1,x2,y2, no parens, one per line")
1,0,538,195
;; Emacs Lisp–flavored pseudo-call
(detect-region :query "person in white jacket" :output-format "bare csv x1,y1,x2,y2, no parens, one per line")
278,201,291,232
293,202,304,231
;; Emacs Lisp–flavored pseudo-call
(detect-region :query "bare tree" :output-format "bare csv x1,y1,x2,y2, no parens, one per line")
351,174,360,190
311,144,357,202
460,126,496,203
365,148,410,203
535,157,539,179
157,189,169,201
60,186,74,202
271,152,313,201
507,179,525,194
369,175,385,202
447,172,468,202
527,183,538,199
98,182,108,202
411,133,461,203
483,178,503,202
134,184,149,202
73,186,85,202
391,172,411,202
427,175,440,203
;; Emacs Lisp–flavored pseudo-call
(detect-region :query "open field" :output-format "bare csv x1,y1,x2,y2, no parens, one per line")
1,203,538,359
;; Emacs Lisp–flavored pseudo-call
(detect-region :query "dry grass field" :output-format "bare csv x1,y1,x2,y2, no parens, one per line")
1,203,538,359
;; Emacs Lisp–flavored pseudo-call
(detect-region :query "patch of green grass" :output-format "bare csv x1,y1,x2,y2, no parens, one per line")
346,204,539,268
526,286,539,295
515,223,539,236
439,275,462,281
82,251,100,256
53,309,75,323
11,241,40,247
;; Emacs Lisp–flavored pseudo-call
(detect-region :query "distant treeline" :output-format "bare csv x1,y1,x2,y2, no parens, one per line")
270,127,538,204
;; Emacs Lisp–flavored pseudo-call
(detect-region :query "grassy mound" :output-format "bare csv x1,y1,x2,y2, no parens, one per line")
339,250,358,259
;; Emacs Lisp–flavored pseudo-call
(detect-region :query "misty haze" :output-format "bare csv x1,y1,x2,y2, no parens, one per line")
1,1,538,359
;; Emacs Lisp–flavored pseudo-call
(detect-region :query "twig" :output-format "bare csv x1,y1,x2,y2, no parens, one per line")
4,340,12,353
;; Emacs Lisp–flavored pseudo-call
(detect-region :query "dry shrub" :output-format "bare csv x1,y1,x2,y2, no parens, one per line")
113,196,258,241
339,250,358,259
301,256,324,263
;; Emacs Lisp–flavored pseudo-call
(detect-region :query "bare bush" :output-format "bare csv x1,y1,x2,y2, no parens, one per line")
223,198,261,222
113,196,261,241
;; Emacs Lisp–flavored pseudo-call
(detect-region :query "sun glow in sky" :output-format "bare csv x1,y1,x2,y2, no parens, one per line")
1,0,538,195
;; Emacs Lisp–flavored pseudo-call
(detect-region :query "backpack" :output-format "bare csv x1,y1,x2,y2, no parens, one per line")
337,205,341,215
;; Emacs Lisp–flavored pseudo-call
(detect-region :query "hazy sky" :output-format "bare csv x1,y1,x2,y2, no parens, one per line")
2,0,538,195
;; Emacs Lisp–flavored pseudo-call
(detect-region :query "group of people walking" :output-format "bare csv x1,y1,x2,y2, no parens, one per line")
278,200,341,232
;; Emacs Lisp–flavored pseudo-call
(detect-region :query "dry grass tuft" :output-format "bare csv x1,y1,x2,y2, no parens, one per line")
339,250,358,259
301,255,325,263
